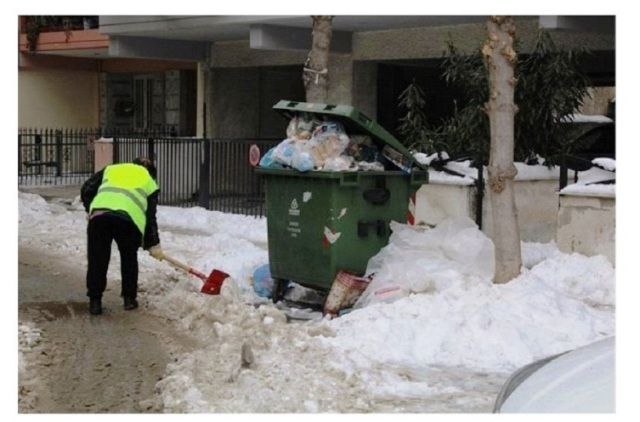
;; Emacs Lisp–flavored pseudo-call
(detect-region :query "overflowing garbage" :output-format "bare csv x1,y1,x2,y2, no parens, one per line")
259,116,388,172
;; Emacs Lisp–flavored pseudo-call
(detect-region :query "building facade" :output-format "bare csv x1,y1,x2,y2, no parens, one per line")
19,15,615,139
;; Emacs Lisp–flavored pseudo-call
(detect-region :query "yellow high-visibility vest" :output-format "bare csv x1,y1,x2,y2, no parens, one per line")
90,163,159,234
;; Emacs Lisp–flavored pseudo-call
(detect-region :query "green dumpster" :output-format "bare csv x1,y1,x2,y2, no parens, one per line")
257,100,428,294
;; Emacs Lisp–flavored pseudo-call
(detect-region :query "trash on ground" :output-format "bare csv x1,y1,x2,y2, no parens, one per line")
323,270,371,316
252,264,276,298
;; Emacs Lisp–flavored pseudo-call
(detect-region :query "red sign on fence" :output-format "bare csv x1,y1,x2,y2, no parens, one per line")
249,144,261,167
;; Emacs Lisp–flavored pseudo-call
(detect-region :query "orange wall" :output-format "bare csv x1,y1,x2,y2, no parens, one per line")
18,29,109,53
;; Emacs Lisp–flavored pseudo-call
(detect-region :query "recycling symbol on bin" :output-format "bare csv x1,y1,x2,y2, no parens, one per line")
288,198,300,216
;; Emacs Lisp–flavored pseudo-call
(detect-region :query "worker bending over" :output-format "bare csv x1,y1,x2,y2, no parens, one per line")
81,157,165,315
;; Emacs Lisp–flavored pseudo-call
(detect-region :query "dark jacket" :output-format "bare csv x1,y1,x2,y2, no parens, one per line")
81,167,160,249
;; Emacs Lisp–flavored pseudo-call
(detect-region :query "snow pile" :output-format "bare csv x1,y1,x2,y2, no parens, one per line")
18,193,615,412
320,220,615,398
158,205,267,245
151,287,371,412
524,252,615,307
521,241,562,268
18,192,52,224
19,192,87,257
356,218,494,307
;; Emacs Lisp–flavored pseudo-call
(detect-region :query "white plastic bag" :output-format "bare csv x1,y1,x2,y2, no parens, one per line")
269,138,317,172
304,122,350,167
355,217,495,308
286,116,318,140
323,155,356,172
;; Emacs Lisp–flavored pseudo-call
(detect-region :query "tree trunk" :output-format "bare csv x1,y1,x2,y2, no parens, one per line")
303,16,333,103
482,16,522,284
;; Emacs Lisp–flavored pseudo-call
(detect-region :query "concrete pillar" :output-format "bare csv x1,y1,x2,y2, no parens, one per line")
93,137,113,172
353,61,378,118
197,62,207,137
327,54,353,105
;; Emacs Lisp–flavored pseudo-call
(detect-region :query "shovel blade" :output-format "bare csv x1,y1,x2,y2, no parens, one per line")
201,269,230,295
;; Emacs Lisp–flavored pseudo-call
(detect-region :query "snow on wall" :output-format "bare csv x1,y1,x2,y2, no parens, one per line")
416,160,615,244
415,176,560,242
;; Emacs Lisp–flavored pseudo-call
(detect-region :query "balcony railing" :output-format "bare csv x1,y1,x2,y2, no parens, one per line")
21,16,99,33
20,16,101,52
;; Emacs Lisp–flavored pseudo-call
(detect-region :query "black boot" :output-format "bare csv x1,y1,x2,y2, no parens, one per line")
123,296,139,311
89,297,102,315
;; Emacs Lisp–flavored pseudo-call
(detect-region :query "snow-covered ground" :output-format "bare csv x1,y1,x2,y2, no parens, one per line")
18,191,615,412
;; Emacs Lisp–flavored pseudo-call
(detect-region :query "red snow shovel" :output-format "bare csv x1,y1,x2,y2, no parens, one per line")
162,253,230,295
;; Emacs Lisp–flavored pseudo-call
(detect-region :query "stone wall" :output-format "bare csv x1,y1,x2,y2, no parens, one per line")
415,178,561,243
483,180,561,243
557,193,615,265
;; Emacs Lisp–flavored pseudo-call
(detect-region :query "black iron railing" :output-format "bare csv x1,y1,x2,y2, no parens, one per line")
18,128,97,186
111,136,281,217
113,136,203,208
18,127,179,187
204,139,281,217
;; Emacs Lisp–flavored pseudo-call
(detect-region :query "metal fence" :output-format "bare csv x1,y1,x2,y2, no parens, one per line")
114,136,203,208
18,128,97,186
112,136,280,217
18,127,179,187
18,128,279,217
203,139,280,216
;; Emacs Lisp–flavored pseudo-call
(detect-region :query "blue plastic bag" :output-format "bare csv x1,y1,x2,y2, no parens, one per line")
252,264,275,298
259,147,284,169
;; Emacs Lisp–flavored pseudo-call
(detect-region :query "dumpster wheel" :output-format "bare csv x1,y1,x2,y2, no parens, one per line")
272,278,287,303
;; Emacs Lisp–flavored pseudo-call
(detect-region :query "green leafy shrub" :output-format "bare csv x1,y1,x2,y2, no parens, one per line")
403,30,591,166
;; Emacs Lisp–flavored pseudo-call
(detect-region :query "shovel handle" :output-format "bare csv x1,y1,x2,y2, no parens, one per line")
162,254,207,281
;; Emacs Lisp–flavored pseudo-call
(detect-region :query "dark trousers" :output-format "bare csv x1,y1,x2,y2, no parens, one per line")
86,214,142,300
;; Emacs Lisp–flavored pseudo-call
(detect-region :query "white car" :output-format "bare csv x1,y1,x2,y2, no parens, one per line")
494,337,615,413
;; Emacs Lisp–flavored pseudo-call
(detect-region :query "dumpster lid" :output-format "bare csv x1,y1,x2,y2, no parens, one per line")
273,100,426,171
